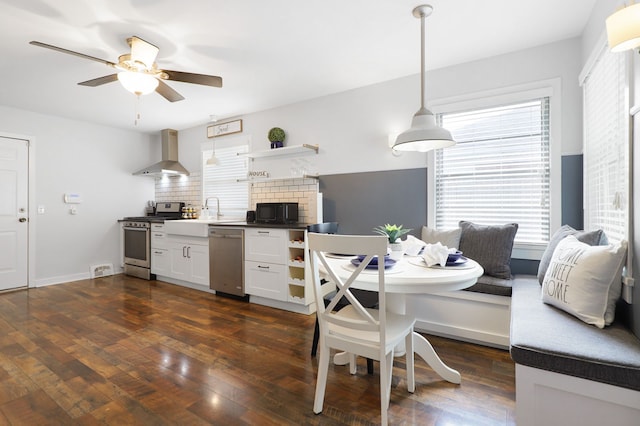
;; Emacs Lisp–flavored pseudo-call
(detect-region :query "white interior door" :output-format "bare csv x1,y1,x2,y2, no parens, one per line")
0,137,28,290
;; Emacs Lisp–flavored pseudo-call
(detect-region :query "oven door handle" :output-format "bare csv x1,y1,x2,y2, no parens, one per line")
123,226,149,232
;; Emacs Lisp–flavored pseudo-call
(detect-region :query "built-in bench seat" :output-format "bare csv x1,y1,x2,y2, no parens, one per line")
510,275,640,426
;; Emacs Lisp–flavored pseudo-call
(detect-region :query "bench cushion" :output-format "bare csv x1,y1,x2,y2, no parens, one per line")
465,274,513,297
510,276,640,391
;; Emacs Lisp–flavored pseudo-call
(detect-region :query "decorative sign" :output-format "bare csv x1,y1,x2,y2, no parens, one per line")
248,171,270,178
208,119,243,138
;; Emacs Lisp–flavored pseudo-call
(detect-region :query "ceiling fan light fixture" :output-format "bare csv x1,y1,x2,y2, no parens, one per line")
117,71,159,95
392,4,455,153
606,3,640,52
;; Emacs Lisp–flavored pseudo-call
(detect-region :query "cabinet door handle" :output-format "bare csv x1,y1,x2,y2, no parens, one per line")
154,233,163,237
183,246,187,257
257,265,270,270
258,231,269,235
187,246,191,259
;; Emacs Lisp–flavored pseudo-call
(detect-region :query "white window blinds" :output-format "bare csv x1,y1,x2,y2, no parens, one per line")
582,44,628,244
202,139,249,217
435,98,551,244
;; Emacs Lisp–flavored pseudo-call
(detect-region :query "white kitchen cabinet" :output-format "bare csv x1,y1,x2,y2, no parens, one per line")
150,223,170,275
167,236,209,286
245,260,287,301
244,228,287,263
244,228,287,300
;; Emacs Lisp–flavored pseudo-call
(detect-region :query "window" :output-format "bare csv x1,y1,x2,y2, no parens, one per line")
432,84,558,254
201,136,249,217
581,41,628,244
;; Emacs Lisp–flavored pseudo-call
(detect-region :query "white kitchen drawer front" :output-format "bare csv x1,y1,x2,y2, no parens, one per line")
151,248,169,275
245,261,287,301
151,223,167,248
244,228,287,263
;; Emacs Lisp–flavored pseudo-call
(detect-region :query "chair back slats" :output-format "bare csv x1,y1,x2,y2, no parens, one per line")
309,234,388,344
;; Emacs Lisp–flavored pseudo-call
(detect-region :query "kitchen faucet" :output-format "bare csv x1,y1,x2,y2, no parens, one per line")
204,197,223,219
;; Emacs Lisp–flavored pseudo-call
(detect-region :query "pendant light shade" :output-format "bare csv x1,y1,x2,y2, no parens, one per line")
606,3,640,52
393,4,455,152
206,115,219,165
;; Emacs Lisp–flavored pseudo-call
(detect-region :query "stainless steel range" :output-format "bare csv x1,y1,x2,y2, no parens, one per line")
122,202,184,280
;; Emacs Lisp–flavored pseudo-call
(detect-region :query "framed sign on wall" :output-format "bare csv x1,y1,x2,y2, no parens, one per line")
207,119,243,138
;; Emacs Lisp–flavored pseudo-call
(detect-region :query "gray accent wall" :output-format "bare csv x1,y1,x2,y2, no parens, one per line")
320,168,427,238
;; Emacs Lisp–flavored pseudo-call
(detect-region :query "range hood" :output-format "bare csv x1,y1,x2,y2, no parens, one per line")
133,129,190,177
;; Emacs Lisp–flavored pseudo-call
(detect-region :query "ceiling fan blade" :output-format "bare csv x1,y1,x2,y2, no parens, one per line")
156,80,185,102
163,70,223,87
129,36,159,69
29,41,117,67
78,74,118,87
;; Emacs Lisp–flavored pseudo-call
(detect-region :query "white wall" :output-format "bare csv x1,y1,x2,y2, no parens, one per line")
0,105,156,285
178,37,583,179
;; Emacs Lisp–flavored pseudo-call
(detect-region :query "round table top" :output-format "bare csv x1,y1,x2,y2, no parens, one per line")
323,255,484,294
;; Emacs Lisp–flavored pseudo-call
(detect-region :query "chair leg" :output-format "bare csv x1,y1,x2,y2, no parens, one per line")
379,350,393,426
405,332,415,393
313,341,330,414
311,317,320,357
367,358,374,374
349,353,357,375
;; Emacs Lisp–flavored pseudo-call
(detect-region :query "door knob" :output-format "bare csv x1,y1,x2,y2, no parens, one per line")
19,218,27,222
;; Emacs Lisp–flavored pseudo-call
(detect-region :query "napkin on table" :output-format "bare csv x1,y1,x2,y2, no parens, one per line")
422,242,451,267
403,235,427,256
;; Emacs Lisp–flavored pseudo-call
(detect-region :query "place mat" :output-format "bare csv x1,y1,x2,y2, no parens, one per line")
325,253,356,259
341,263,405,275
408,257,477,270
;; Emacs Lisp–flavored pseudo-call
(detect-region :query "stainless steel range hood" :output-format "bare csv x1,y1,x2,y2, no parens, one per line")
133,129,190,177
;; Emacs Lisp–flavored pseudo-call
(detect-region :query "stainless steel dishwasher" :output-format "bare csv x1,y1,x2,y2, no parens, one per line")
209,227,245,297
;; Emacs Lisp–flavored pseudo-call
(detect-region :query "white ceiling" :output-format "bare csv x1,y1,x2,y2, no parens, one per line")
1,0,597,133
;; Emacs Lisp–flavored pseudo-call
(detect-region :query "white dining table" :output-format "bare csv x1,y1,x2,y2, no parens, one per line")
324,254,484,384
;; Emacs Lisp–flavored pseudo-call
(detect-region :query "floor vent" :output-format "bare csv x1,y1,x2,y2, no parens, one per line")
90,263,114,279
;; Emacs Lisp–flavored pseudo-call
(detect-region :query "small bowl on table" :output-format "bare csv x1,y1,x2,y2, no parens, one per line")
447,250,463,263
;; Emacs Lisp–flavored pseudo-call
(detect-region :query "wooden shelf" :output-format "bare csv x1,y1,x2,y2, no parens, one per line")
237,174,319,183
242,144,319,159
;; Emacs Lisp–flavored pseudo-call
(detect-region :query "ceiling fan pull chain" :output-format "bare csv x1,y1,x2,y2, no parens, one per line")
134,94,141,126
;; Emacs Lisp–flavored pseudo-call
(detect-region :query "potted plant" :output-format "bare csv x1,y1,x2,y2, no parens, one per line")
268,127,286,149
373,224,412,260
373,223,411,260
373,223,412,243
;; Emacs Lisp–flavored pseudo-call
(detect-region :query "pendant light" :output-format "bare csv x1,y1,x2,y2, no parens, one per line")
606,2,640,52
393,4,455,152
206,115,219,165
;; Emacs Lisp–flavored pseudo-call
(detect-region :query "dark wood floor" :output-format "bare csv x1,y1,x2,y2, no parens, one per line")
0,274,515,425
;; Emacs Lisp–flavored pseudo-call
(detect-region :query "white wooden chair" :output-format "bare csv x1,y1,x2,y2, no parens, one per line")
309,233,415,426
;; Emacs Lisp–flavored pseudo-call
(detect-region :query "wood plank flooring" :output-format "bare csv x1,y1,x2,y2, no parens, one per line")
0,275,515,425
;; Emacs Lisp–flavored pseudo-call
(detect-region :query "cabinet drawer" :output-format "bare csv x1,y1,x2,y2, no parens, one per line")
244,228,287,263
245,261,287,301
151,223,167,248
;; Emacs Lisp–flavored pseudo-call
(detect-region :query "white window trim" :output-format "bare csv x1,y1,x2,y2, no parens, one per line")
427,78,562,260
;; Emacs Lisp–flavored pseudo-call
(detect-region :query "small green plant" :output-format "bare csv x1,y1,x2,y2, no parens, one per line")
373,224,412,243
268,127,286,142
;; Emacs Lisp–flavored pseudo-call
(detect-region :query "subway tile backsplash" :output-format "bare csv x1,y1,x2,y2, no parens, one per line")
155,173,321,223
250,178,320,224
155,172,202,209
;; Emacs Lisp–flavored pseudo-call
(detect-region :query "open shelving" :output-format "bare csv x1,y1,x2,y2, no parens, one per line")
241,144,319,159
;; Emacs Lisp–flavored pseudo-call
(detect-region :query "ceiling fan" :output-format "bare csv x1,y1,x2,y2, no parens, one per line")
29,36,222,102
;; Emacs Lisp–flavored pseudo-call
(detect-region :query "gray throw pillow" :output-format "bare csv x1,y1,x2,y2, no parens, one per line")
537,225,608,285
421,226,461,249
458,221,518,280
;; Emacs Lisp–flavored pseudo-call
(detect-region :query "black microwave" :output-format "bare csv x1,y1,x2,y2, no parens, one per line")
255,202,299,224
